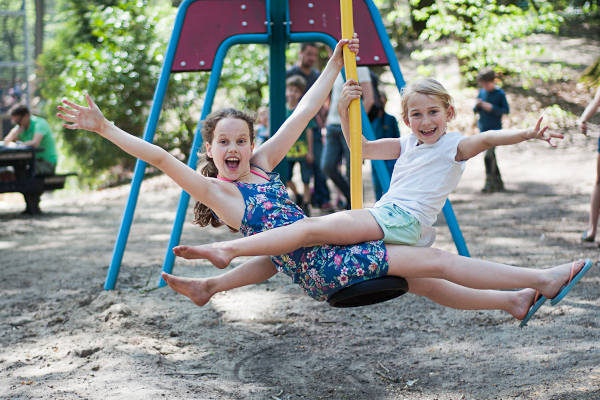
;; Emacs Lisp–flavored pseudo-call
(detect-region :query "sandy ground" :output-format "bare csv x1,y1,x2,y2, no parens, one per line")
2,37,600,400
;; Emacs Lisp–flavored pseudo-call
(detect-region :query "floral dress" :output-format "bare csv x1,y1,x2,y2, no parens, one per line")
235,171,389,301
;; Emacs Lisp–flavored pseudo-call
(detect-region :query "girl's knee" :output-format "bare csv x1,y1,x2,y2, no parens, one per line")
406,278,435,298
419,247,447,268
418,247,451,277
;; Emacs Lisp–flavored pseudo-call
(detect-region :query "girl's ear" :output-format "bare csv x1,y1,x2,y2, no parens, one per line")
205,142,212,158
446,105,456,121
403,116,410,127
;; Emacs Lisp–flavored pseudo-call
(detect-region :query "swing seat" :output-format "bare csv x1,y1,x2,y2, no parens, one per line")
327,276,408,308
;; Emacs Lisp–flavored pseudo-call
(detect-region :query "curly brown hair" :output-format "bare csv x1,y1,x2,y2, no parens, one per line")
193,108,255,230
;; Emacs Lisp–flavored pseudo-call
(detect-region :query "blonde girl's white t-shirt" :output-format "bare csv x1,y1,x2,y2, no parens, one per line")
374,131,467,227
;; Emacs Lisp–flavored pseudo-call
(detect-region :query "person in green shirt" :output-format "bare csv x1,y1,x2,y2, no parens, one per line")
4,104,59,214
5,104,58,174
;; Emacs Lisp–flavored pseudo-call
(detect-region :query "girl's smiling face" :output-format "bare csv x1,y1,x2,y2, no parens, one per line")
206,117,254,181
404,93,454,145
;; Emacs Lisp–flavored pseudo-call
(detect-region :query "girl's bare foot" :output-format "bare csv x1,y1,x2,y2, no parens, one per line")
510,288,538,320
172,244,233,269
161,272,215,306
540,260,586,299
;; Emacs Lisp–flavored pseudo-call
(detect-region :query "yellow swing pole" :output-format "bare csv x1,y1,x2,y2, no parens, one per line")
340,0,362,209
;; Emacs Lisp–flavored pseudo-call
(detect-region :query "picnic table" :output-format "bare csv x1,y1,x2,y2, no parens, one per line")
0,144,75,213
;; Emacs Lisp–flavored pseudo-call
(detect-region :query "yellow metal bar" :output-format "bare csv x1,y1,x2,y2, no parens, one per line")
340,0,362,209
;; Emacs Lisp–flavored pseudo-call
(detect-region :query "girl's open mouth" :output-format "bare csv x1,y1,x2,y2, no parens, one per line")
225,157,240,169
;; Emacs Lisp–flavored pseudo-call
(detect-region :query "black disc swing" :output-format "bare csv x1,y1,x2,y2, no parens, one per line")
327,276,408,308
326,5,408,308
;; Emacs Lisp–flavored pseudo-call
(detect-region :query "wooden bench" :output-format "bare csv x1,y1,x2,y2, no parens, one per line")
0,172,76,194
0,172,77,214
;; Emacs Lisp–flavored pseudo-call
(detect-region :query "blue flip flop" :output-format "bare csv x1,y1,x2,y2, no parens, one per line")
519,292,547,328
581,231,595,243
550,259,594,306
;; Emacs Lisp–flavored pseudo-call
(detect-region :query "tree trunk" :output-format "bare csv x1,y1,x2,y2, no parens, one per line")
581,57,600,87
34,0,45,60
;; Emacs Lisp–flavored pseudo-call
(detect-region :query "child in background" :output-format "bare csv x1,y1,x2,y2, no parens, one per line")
579,86,600,242
57,38,591,328
283,74,315,216
474,67,510,193
255,106,269,147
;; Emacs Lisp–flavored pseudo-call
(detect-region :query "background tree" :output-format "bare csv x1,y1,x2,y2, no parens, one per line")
0,0,26,87
411,0,564,85
37,0,270,185
581,57,600,87
34,0,44,59
38,0,169,184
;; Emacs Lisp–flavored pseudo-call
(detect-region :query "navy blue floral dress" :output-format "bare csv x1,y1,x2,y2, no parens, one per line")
235,171,389,301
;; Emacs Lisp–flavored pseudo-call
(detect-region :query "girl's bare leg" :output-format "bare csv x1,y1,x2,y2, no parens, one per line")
407,277,536,320
385,245,585,299
584,153,600,239
161,256,277,306
173,209,382,268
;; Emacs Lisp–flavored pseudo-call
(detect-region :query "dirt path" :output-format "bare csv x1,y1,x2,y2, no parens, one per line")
1,36,600,400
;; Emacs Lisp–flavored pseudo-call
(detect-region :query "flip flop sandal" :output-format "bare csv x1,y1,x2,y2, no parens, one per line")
581,231,595,243
550,260,594,306
519,291,547,328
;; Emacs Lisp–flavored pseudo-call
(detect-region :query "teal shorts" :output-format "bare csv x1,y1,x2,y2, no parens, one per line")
368,203,421,245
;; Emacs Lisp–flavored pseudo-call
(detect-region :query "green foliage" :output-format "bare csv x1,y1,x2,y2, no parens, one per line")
373,0,417,47
580,57,600,87
219,43,269,111
38,0,204,185
542,103,577,130
39,0,162,184
411,0,564,85
37,0,273,185
0,0,28,86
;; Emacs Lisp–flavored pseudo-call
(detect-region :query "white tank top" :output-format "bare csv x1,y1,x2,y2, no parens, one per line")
375,131,467,227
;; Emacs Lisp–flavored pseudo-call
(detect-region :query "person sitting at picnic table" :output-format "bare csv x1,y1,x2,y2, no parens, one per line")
3,104,58,214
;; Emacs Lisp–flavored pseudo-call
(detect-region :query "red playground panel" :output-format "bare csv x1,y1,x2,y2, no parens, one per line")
172,0,267,72
288,0,389,66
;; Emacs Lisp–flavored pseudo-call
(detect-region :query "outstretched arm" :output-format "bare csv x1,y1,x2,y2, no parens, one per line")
579,86,600,135
455,116,562,161
56,94,223,208
252,37,359,171
2,124,23,144
338,80,401,160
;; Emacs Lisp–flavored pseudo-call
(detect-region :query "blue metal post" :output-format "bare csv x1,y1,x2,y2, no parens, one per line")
363,0,406,93
268,0,289,180
442,200,470,257
104,0,197,290
157,34,269,287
